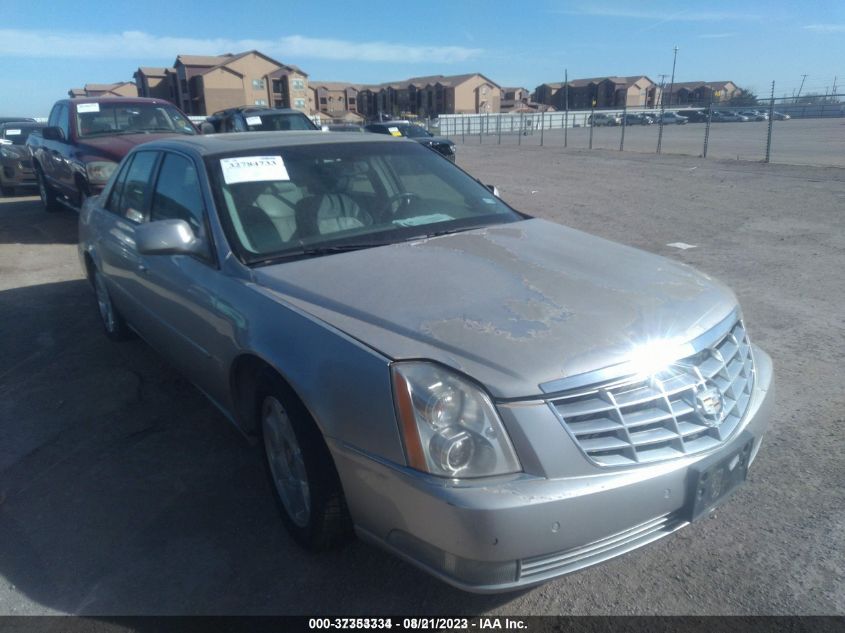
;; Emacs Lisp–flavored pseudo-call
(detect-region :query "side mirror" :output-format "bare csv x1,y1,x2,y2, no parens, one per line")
484,184,501,197
200,121,216,135
136,219,206,257
42,126,64,141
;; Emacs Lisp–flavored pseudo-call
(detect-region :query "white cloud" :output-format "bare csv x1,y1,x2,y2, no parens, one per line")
0,29,482,64
803,24,845,33
557,7,760,21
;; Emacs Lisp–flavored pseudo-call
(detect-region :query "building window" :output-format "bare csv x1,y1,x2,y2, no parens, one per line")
272,80,281,93
254,99,267,106
319,97,327,105
292,78,305,90
274,99,282,108
349,97,356,105
252,79,265,90
294,98,306,108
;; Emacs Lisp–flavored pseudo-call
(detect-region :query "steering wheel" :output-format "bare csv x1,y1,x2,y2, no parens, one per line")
387,192,422,216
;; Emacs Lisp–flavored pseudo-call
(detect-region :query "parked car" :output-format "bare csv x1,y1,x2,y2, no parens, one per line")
712,111,750,122
622,113,653,125
739,111,767,121
658,112,688,125
677,109,710,123
772,111,791,120
0,121,44,196
0,116,36,125
28,97,197,212
327,124,365,133
588,112,622,126
205,107,319,134
79,131,773,593
364,121,455,161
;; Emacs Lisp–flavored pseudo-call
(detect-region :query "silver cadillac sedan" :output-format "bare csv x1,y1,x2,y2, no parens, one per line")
78,132,774,592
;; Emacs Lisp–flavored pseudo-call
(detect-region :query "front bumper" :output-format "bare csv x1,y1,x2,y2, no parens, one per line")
1,161,36,187
332,347,774,593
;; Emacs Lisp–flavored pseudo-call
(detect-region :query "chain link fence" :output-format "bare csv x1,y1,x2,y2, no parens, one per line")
428,94,845,168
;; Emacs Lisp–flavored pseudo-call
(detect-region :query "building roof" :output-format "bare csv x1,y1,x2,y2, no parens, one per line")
175,54,234,67
540,75,655,90
138,67,172,76
670,80,737,91
84,82,134,91
311,82,360,91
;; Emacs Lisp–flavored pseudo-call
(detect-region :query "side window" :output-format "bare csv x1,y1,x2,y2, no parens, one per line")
106,157,133,215
119,151,159,223
57,104,70,139
150,153,209,250
47,104,61,128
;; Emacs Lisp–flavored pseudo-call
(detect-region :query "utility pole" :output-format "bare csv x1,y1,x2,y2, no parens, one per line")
796,74,808,100
657,74,668,154
667,46,679,108
833,76,838,95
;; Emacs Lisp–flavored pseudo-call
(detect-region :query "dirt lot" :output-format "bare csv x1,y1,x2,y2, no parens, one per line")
0,146,843,615
452,117,845,168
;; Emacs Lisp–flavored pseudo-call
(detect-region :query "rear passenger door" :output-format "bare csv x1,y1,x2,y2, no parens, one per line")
132,151,228,400
94,150,161,333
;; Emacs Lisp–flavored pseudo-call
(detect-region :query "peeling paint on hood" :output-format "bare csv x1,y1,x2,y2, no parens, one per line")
253,218,738,399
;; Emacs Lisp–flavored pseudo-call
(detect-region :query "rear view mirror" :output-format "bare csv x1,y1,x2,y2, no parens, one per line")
136,219,206,257
42,126,64,141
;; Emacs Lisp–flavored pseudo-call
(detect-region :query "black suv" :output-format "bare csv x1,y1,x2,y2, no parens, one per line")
677,109,710,123
364,121,456,161
205,107,319,133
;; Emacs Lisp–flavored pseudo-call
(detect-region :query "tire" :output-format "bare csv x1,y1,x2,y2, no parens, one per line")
0,185,14,197
257,373,352,551
37,168,60,212
92,268,132,341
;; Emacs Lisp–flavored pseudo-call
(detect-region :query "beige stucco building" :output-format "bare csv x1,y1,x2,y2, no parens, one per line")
667,81,741,105
134,51,310,116
534,76,661,109
67,82,138,98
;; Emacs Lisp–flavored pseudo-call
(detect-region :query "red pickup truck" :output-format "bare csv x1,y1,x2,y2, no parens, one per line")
28,97,197,211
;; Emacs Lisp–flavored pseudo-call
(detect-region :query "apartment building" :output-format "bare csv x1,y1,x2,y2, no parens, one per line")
534,76,660,109
354,73,501,119
67,82,138,98
134,50,310,116
666,81,741,105
309,82,363,121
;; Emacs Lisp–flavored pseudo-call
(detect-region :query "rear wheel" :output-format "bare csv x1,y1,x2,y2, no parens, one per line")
37,169,60,212
93,268,131,340
258,374,352,551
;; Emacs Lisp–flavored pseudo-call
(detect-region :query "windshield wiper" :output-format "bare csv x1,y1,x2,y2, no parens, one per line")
251,240,390,266
404,225,490,241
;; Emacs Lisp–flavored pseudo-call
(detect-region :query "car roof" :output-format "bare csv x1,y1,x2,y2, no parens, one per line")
211,107,306,118
134,131,415,157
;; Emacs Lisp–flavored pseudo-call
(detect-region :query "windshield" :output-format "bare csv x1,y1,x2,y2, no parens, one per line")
1,125,42,145
75,102,196,138
211,141,522,264
245,113,317,131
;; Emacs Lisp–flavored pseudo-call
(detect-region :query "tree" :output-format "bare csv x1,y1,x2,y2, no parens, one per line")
728,87,759,106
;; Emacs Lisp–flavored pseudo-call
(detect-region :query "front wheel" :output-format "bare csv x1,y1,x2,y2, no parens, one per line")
37,169,60,212
259,375,352,551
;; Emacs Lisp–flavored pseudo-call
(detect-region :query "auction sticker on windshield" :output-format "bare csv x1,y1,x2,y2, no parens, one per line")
221,156,289,184
5,129,21,135
77,103,100,113
388,126,402,137
245,116,262,126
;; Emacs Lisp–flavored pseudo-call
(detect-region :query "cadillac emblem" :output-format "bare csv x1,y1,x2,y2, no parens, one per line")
694,383,726,427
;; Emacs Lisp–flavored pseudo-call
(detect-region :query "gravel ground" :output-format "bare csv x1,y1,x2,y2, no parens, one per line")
0,145,843,615
451,117,845,168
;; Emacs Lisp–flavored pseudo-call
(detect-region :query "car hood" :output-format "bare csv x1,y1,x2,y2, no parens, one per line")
77,133,190,162
251,219,737,399
413,136,453,146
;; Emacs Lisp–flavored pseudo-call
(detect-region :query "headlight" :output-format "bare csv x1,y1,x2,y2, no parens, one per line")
86,161,118,184
391,361,521,478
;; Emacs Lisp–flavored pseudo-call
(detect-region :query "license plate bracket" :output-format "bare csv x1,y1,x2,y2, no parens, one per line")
686,432,754,522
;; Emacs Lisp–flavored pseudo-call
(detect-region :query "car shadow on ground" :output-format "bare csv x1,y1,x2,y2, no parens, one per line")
0,196,78,245
0,279,523,614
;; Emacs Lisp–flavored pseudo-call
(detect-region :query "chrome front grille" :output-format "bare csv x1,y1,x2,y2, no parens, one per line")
519,512,684,581
550,320,755,467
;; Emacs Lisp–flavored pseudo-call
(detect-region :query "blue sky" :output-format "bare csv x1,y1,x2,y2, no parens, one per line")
1,0,843,115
